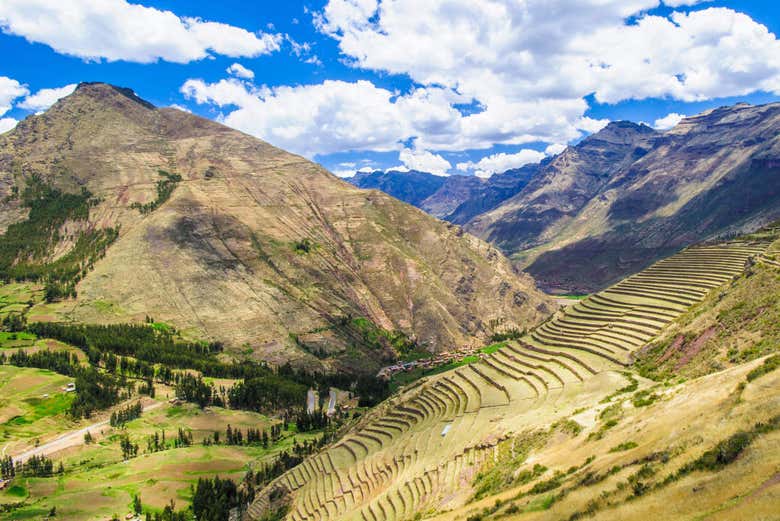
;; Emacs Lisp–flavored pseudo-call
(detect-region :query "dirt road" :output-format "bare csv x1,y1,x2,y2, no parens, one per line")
12,400,164,464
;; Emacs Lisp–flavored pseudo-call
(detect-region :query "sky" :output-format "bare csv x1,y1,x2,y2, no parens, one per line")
1,0,779,179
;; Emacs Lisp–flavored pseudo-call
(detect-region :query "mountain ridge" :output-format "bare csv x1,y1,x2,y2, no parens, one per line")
346,102,780,294
0,82,554,373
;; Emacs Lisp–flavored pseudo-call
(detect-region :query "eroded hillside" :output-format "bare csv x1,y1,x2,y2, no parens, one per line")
0,83,553,372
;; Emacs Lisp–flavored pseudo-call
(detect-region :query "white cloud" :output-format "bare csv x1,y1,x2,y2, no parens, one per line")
544,143,566,155
457,149,546,178
18,83,77,112
399,147,452,175
226,63,255,80
0,76,28,116
319,2,780,103
181,77,595,158
182,78,408,157
168,104,192,113
663,0,710,6
653,112,686,129
313,1,780,154
0,117,18,134
0,0,281,63
178,2,780,173
576,116,611,134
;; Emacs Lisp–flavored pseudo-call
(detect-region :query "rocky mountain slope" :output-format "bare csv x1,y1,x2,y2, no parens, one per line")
348,165,538,222
348,170,447,209
467,103,780,293
0,83,554,373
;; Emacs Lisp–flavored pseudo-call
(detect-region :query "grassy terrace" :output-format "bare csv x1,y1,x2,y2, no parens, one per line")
246,238,774,521
526,242,769,367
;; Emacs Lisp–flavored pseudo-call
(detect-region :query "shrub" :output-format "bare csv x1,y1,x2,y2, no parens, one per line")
632,390,659,408
746,354,780,382
609,441,638,453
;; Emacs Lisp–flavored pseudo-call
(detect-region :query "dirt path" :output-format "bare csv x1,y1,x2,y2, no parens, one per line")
12,401,164,464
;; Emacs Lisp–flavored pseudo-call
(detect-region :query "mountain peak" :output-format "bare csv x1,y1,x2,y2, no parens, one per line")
583,119,656,146
72,82,156,110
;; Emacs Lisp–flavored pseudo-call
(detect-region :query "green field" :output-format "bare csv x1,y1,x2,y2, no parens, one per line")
0,366,76,452
0,398,321,520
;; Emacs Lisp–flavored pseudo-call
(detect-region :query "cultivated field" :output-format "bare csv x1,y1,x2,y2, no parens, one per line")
0,366,76,456
0,397,312,520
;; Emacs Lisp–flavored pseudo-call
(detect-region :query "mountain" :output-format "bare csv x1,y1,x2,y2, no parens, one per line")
419,173,485,218
0,83,554,373
446,162,543,224
347,170,483,219
349,165,540,222
466,104,780,293
347,169,447,207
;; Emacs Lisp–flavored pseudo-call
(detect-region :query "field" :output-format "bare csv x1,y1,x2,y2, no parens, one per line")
0,392,317,520
0,366,77,455
0,284,41,321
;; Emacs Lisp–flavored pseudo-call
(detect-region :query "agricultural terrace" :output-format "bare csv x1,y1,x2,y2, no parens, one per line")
246,240,771,521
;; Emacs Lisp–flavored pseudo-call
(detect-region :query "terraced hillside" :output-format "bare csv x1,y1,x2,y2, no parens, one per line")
529,242,770,367
246,240,770,521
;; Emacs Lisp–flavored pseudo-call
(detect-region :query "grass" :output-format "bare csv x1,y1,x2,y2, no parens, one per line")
746,354,780,382
609,441,638,453
480,342,506,355
635,247,780,380
631,389,660,408
0,366,76,449
390,354,481,391
1,401,320,520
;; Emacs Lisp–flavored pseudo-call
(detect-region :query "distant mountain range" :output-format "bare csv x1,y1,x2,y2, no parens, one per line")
347,163,540,223
349,102,780,293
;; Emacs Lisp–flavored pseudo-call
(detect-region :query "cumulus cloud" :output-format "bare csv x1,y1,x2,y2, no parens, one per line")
457,149,546,178
663,0,711,6
654,112,686,130
168,104,192,113
0,76,28,115
311,1,780,155
544,143,567,156
319,2,780,103
399,147,452,175
182,78,409,156
179,2,780,171
0,117,17,134
576,117,611,134
181,77,596,158
18,83,77,112
0,0,281,63
226,63,255,79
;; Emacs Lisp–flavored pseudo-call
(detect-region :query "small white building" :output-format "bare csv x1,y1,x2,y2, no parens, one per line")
64,382,76,392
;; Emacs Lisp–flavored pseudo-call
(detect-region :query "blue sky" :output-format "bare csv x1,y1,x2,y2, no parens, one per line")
1,0,779,178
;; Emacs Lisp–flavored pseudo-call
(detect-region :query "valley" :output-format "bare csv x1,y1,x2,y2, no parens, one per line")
0,84,778,521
